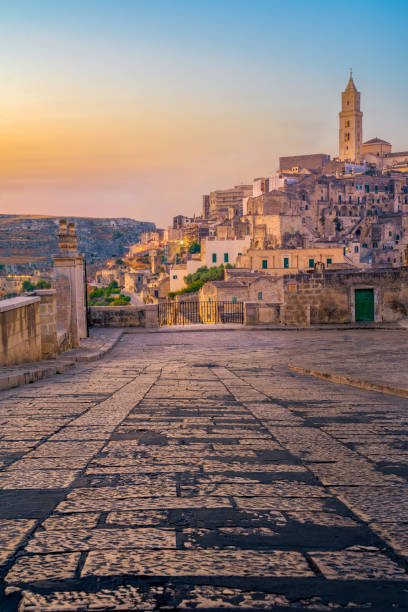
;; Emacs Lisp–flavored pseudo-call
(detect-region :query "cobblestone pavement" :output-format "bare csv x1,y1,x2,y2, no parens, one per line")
1,329,408,611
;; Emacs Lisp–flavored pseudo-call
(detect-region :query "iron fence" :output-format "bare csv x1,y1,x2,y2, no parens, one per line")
158,301,244,326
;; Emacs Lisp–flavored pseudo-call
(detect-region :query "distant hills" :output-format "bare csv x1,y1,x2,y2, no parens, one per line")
0,215,155,266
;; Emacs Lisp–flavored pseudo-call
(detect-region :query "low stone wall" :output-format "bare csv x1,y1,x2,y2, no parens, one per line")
244,302,281,325
0,296,42,366
89,305,158,328
282,268,408,326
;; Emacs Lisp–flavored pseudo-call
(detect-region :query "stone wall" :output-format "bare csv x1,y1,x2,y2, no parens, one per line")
89,305,158,328
0,297,42,366
244,302,281,325
282,268,408,326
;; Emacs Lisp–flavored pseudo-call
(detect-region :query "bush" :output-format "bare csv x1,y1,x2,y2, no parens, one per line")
111,294,131,306
36,280,51,289
185,265,226,286
22,280,36,292
88,280,124,305
169,265,232,298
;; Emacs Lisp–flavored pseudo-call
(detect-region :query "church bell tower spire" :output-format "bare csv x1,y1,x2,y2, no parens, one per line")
339,72,363,162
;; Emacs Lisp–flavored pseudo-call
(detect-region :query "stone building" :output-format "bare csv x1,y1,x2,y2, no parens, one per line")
203,184,253,220
199,274,282,304
202,237,251,267
363,137,392,159
279,153,330,172
282,268,408,325
237,246,346,275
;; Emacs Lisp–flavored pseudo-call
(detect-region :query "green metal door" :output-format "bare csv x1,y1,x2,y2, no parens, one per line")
355,289,374,322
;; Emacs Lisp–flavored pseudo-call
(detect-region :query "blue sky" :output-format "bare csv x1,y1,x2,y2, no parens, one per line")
0,0,406,225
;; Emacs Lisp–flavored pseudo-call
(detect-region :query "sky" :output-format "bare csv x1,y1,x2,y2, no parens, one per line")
0,0,407,227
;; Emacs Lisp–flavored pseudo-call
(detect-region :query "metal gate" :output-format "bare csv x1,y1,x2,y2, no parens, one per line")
158,301,244,326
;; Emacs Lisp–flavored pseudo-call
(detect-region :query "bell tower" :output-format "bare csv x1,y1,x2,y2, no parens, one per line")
339,72,363,162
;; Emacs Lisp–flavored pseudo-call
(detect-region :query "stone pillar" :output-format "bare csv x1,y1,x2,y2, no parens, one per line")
144,304,159,328
280,304,286,325
244,302,258,325
34,289,58,359
150,250,159,274
53,220,87,348
306,304,311,327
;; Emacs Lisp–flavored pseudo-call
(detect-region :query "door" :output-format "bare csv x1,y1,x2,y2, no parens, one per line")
355,289,374,322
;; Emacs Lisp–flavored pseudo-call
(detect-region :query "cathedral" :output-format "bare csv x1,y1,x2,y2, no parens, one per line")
338,73,407,170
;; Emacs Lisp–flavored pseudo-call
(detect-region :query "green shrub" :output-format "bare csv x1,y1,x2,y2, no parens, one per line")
22,280,36,292
111,294,131,306
36,280,51,289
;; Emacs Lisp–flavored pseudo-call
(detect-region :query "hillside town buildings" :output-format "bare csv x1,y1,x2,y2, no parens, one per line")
95,74,408,311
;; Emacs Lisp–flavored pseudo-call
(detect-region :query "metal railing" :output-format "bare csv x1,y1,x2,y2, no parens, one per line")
158,301,244,326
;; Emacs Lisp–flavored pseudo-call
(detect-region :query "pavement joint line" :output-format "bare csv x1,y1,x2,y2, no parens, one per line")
288,364,408,399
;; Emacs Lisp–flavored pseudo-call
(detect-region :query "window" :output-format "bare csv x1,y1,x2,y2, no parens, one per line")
283,257,289,269
374,185,378,193
362,243,368,248
212,253,217,263
373,242,378,248
224,253,229,263
309,258,315,268
365,184,370,193
326,258,332,265
389,231,392,237
257,291,263,301
154,290,158,298
302,194,306,201
262,259,268,269
232,297,237,304
305,204,309,210
354,246,359,253
172,275,177,279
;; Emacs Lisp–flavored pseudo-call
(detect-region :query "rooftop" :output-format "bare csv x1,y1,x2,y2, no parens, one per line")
364,137,391,145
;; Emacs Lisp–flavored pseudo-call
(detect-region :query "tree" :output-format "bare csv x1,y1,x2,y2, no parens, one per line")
188,242,200,254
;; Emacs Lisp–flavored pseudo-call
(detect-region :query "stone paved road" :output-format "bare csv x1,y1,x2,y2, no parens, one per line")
1,330,408,611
